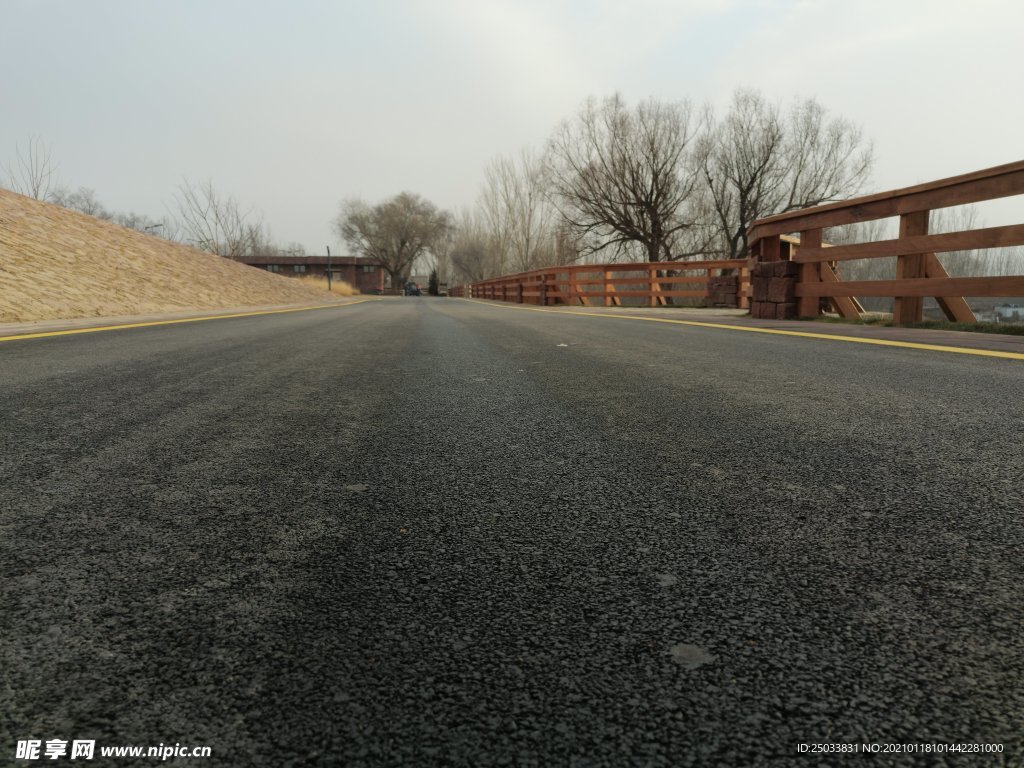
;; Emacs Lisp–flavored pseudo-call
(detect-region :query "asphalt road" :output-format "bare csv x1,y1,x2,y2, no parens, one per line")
2,298,1022,767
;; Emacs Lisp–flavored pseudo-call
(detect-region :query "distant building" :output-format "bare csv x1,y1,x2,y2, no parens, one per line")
237,255,384,293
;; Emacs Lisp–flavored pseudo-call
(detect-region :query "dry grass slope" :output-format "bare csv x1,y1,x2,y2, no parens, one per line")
0,188,355,323
294,275,358,296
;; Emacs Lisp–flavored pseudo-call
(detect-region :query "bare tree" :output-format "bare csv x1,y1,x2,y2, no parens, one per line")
173,179,269,258
49,185,180,241
50,187,111,218
449,207,501,283
3,137,59,200
334,192,450,289
699,89,873,258
481,149,564,272
416,223,453,285
550,219,583,266
278,242,307,257
545,94,709,263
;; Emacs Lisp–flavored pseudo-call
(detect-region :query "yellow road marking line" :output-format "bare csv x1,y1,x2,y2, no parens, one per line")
0,299,380,343
460,299,1024,361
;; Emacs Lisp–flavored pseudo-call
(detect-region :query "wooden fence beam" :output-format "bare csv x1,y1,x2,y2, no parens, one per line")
796,275,1024,298
749,161,1024,241
793,223,1024,264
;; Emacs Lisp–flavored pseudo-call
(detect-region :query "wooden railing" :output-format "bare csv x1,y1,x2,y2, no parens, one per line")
747,159,1024,324
453,260,750,308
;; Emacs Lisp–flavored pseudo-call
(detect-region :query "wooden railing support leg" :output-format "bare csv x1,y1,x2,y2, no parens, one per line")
924,254,976,322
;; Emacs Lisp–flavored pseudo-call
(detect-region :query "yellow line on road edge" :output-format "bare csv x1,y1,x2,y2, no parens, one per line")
0,299,380,344
460,299,1024,361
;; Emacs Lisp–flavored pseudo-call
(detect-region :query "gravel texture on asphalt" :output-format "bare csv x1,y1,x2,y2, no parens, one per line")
2,298,1022,767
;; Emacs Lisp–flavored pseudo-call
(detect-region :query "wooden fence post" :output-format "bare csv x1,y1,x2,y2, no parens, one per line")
761,234,781,262
893,210,929,325
798,229,823,318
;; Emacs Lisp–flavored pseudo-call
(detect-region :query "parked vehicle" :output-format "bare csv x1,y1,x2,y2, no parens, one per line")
404,282,422,296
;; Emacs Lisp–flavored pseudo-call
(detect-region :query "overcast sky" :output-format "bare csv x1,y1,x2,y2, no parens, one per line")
2,0,1022,252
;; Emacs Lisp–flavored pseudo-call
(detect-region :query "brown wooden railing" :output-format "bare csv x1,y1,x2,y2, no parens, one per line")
452,260,750,308
747,160,1024,324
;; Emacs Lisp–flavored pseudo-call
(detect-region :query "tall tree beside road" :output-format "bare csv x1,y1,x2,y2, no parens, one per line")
545,94,710,262
481,150,562,273
449,207,500,283
335,192,451,290
698,89,873,259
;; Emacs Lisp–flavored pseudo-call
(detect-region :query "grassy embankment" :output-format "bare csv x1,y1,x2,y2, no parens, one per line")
294,275,358,296
0,187,356,323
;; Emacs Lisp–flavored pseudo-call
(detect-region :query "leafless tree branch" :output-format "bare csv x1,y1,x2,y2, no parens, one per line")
173,179,270,259
3,136,59,201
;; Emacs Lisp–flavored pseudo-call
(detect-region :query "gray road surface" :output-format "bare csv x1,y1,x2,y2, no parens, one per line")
2,298,1022,767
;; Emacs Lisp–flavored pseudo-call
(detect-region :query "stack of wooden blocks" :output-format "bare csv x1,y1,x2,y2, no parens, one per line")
706,275,739,307
750,260,800,319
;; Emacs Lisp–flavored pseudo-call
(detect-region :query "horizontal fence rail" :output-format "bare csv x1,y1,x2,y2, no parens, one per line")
747,159,1024,324
452,260,750,308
